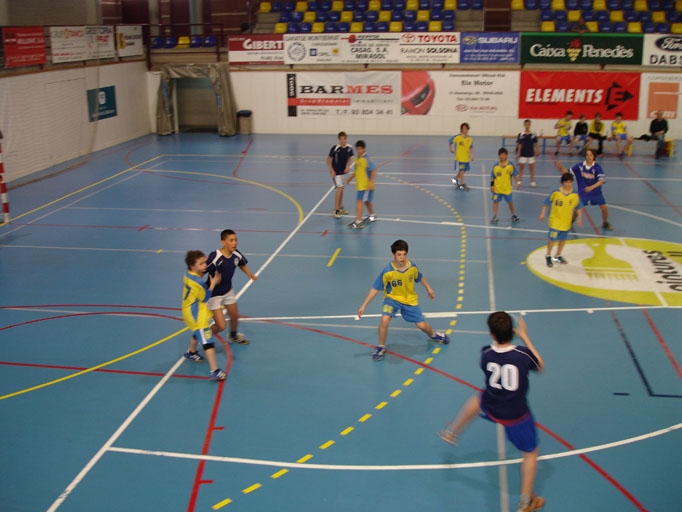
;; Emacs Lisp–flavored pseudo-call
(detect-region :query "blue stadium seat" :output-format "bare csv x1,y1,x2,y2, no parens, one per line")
190,35,203,48
554,10,568,20
356,0,369,9
599,20,613,30
392,9,405,19
354,10,365,20
566,0,579,8
403,19,416,29
471,0,483,8
540,9,553,20
606,0,620,8
344,0,355,9
457,0,469,7
394,0,406,8
613,21,627,31
416,20,429,30
279,12,291,21
624,10,639,21
151,37,165,49
382,0,393,8
316,11,328,20
419,0,431,8
639,11,651,22
308,1,320,10
666,11,679,22
648,0,661,8
365,9,379,20
319,0,333,10
324,21,338,30
290,10,304,21
595,10,609,21
203,35,217,47
525,0,539,8
404,9,417,20
579,0,592,8
271,1,283,11
621,0,633,7
539,0,551,8
329,10,341,20
642,21,655,31
656,22,670,32
431,9,443,19
556,20,570,30
338,21,351,31
442,9,455,19
432,0,444,8
283,1,296,11
287,21,300,31
300,21,312,31
582,10,595,20
363,20,377,30
662,0,674,8
442,19,455,29
376,20,389,30
164,36,178,48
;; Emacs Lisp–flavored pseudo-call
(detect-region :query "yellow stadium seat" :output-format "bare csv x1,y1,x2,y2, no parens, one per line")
368,0,381,9
341,10,353,21
406,0,419,10
444,0,456,9
312,21,325,32
258,2,272,13
592,0,605,9
303,11,316,22
274,22,287,33
676,0,682,11
177,36,190,48
332,0,343,10
389,21,403,31
567,10,581,21
652,11,666,23
551,0,565,10
586,20,598,31
610,10,624,22
295,1,307,11
429,20,442,31
633,0,647,10
541,20,555,31
672,23,682,34
627,21,642,32
379,10,391,21
417,10,430,21
351,21,364,31
511,0,524,9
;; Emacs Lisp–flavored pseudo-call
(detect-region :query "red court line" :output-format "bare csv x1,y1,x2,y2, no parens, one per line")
0,303,181,311
232,139,254,178
0,310,183,332
0,360,208,380
641,308,682,382
623,162,682,218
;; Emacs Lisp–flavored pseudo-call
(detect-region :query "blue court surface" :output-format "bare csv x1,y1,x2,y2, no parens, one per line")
0,133,680,512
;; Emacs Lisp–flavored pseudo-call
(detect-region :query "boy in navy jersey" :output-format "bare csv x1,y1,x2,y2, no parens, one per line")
327,131,354,218
206,229,257,344
439,312,545,512
515,119,538,189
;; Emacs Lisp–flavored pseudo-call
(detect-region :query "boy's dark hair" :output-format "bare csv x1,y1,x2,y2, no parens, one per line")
585,147,598,159
460,122,470,130
185,250,206,269
566,110,573,116
524,119,531,123
615,112,622,117
220,229,236,240
355,140,366,149
594,112,602,118
498,147,508,156
487,311,514,344
391,239,409,254
338,131,347,138
561,172,574,183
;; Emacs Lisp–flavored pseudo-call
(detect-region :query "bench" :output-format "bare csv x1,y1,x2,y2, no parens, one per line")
501,134,558,155
501,134,674,157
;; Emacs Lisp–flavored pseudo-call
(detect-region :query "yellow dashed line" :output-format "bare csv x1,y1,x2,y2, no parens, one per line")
340,426,354,436
403,377,415,385
212,498,232,509
414,367,424,375
156,249,163,253
424,357,433,365
431,348,440,355
320,440,335,450
242,483,261,494
375,401,388,410
297,454,313,463
446,329,452,335
450,320,457,326
359,413,372,422
390,389,401,397
327,247,341,267
457,304,462,309
271,469,288,479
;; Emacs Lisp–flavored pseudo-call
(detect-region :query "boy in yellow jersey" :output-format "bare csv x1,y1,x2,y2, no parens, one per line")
182,250,226,380
585,112,606,155
357,239,450,361
346,140,376,229
539,173,583,268
553,110,573,155
449,122,475,191
490,148,520,225
608,112,633,159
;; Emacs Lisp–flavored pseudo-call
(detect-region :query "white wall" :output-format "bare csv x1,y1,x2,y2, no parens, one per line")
6,0,100,25
0,61,151,182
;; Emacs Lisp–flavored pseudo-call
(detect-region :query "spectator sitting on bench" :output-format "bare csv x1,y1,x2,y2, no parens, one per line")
585,113,606,156
648,110,669,159
608,112,633,160
572,114,588,156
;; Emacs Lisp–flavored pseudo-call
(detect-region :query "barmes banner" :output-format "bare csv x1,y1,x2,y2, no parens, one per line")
519,71,641,119
520,33,643,65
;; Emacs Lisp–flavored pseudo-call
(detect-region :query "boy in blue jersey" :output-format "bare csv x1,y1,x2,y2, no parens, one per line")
449,122,475,191
182,250,227,380
327,131,354,219
539,173,583,267
207,229,257,344
357,239,450,361
439,312,545,512
516,119,538,188
555,148,612,231
346,140,377,229
490,147,520,225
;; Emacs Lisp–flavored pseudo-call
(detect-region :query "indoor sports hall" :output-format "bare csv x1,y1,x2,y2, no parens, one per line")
0,130,680,512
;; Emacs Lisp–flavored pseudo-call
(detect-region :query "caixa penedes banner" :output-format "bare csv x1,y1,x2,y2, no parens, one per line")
520,33,643,65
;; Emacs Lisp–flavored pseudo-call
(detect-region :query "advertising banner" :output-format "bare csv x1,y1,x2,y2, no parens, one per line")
50,26,115,63
283,32,460,65
643,34,682,67
87,86,117,122
519,71,640,119
460,32,519,63
520,33,643,65
228,35,284,65
641,73,681,120
286,72,400,118
116,26,143,57
86,26,116,59
2,27,46,68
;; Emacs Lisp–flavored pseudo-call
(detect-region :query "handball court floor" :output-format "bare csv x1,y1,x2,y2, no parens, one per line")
0,132,681,512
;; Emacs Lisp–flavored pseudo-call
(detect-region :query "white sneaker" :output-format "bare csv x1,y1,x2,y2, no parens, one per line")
530,181,537,188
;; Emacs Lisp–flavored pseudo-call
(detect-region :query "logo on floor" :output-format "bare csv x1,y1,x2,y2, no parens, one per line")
526,238,682,306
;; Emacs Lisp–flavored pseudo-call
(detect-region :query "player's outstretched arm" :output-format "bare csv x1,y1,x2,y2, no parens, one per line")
241,265,257,281
555,160,568,174
539,205,548,221
358,288,379,318
514,316,544,372
420,276,436,300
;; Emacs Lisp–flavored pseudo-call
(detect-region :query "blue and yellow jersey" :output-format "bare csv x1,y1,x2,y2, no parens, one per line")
544,189,583,231
372,260,422,306
354,154,376,191
449,134,473,163
491,162,517,195
555,118,572,137
182,270,212,331
611,120,627,135
589,119,605,136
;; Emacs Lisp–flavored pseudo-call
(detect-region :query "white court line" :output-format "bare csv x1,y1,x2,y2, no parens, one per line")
107,420,682,471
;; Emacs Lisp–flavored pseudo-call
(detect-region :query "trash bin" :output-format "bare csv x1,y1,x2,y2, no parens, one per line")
237,110,252,135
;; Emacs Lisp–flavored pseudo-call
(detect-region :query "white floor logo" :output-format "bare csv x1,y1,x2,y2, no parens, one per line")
526,238,682,306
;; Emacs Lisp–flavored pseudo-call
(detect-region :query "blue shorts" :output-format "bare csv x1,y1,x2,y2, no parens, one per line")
191,326,213,346
492,192,512,203
548,228,569,241
581,194,606,206
381,297,425,323
574,134,587,143
356,189,375,203
558,135,571,144
455,161,470,172
614,133,627,141
481,410,538,453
